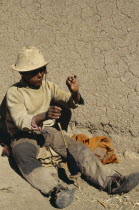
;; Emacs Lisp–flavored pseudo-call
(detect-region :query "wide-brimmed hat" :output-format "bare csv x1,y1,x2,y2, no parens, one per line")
12,46,48,72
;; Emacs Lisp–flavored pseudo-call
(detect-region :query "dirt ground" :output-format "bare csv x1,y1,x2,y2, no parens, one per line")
0,145,139,210
0,0,139,209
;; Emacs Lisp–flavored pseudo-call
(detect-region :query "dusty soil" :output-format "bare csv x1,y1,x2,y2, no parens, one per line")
0,1,139,209
0,145,139,210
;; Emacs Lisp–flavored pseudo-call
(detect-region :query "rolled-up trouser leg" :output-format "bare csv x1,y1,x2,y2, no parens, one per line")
42,127,115,190
12,138,58,194
24,166,59,195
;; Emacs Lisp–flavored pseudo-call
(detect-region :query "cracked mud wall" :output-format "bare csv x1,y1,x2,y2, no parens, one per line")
0,0,139,152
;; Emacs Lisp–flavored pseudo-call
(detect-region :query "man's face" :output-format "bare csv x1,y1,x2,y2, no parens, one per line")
21,66,46,88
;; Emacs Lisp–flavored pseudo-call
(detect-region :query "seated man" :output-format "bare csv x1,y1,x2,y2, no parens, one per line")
6,46,139,209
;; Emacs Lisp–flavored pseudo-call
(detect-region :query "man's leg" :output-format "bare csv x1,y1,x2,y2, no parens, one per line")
41,127,114,189
41,127,139,193
12,138,58,195
12,137,75,208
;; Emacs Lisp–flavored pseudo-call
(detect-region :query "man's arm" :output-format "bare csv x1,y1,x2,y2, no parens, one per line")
6,88,33,131
32,76,84,130
31,106,62,130
7,88,62,132
48,75,84,108
66,75,81,104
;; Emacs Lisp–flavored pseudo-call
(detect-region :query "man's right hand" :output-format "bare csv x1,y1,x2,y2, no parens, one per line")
47,106,62,119
31,106,62,131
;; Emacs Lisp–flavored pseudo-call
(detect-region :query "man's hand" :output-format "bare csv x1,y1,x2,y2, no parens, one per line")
47,106,62,119
66,75,80,104
66,75,79,93
31,106,62,131
31,113,46,131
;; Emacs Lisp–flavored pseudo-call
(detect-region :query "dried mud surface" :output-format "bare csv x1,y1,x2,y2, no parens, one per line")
0,0,139,147
0,145,139,210
0,0,139,209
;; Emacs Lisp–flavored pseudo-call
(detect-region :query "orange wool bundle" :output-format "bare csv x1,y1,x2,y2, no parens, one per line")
71,134,119,164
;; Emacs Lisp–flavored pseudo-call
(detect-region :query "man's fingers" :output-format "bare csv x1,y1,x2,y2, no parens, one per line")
31,122,40,130
67,75,77,82
31,117,37,127
49,106,62,113
47,106,62,119
31,117,42,130
48,112,61,119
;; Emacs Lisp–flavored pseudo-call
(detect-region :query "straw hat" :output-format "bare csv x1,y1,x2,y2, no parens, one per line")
12,46,48,72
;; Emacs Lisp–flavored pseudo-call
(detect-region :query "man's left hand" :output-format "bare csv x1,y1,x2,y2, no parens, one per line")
66,75,79,93
66,75,81,104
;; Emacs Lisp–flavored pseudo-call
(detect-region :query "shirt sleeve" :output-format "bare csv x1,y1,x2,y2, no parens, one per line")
6,87,33,131
48,81,84,108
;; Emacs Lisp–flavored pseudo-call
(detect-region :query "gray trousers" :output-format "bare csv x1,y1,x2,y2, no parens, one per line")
12,127,115,194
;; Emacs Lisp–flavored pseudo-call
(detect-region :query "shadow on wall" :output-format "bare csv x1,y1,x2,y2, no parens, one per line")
0,96,11,146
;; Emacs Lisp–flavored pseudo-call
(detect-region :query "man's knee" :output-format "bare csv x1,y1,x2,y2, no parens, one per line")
12,142,41,174
24,167,58,195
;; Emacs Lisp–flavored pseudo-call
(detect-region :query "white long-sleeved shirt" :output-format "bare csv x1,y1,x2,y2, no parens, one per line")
6,79,81,136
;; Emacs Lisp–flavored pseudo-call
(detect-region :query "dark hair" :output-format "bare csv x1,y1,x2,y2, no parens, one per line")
19,65,46,75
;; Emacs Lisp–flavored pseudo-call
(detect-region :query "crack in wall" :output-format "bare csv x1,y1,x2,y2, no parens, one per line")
0,0,139,141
